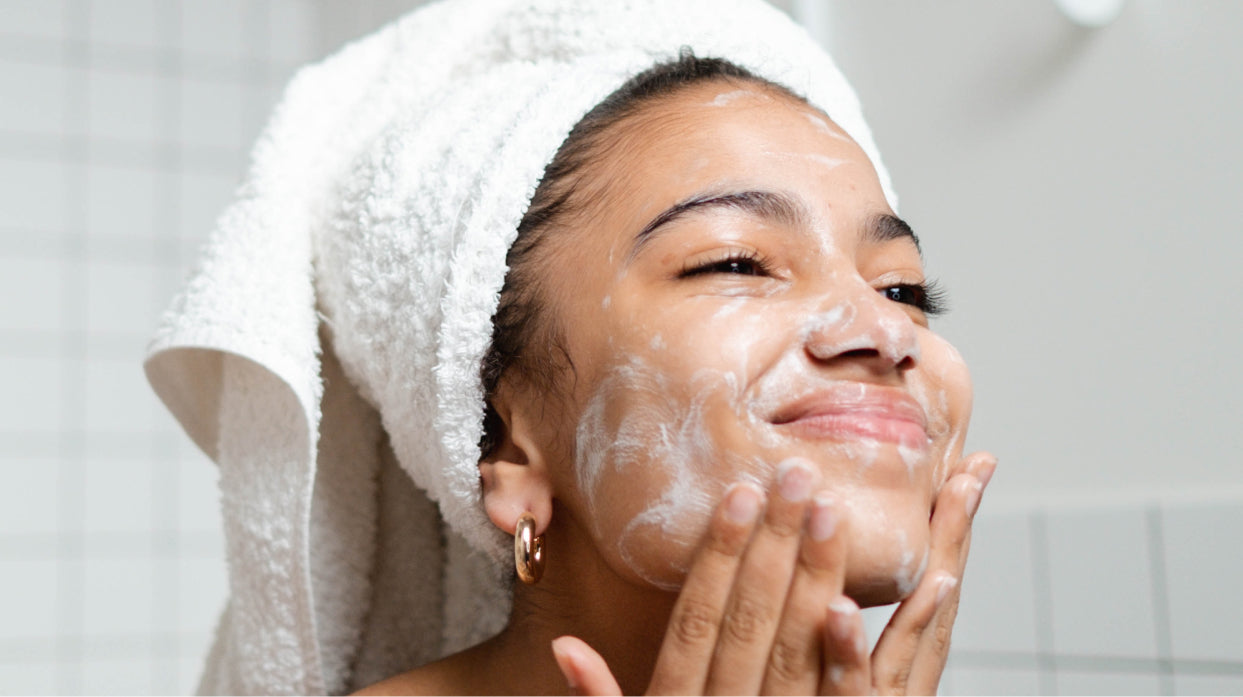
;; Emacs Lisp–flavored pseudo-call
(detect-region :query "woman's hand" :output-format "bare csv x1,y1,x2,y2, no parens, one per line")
550,452,997,695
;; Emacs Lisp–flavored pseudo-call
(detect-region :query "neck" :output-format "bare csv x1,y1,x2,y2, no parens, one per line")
480,503,679,695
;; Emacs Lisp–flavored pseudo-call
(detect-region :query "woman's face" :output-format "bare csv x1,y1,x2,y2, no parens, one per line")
527,81,972,605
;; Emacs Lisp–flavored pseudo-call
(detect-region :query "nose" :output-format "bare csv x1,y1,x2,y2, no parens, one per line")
801,282,921,371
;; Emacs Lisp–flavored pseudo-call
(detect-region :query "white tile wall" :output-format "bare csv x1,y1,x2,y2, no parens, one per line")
1173,673,1243,695
0,660,58,695
1046,506,1160,659
178,0,250,60
178,78,247,151
85,163,160,240
0,456,60,535
0,60,69,136
0,560,59,642
177,557,228,635
943,501,1243,695
177,170,240,238
0,2,434,692
1054,669,1164,695
86,0,163,51
1162,502,1243,663
0,355,64,434
953,511,1040,654
87,68,161,144
0,1,67,41
944,665,1043,695
80,656,155,695
81,558,157,637
86,260,161,335
268,0,318,66
82,456,154,534
176,449,222,534
83,357,163,434
0,158,70,233
0,257,64,332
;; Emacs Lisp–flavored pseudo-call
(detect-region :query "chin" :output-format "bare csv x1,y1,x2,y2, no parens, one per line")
840,494,932,607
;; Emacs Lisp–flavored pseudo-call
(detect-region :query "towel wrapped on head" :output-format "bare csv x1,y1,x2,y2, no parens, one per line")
144,0,895,692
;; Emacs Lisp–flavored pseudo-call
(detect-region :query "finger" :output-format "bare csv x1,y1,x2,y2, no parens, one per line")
871,568,958,695
551,636,622,696
706,459,818,695
760,492,847,695
819,595,871,696
647,482,764,695
871,453,994,694
905,454,996,693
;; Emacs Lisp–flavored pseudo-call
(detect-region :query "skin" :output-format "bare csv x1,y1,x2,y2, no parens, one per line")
358,80,996,695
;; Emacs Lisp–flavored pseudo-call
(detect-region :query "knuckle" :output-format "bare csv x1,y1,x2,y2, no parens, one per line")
767,636,813,684
722,593,775,645
670,598,720,645
931,616,954,656
888,663,912,694
705,513,751,557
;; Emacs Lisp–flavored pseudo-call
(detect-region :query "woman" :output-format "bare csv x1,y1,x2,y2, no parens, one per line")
358,50,993,696
146,1,994,694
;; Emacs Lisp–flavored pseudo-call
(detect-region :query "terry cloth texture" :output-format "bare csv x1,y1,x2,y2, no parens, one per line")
144,0,896,692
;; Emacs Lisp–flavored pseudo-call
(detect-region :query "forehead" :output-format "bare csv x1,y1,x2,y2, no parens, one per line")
573,80,892,238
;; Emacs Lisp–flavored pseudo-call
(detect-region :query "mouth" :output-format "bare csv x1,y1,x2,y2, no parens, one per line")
767,382,929,448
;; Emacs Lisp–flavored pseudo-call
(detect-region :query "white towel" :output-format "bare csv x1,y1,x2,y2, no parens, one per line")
144,0,896,693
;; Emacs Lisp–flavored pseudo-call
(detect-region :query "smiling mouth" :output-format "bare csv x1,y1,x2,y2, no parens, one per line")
768,383,929,448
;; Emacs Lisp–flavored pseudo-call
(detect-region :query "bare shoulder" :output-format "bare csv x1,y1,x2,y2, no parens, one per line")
352,667,444,696
351,645,492,696
352,662,457,695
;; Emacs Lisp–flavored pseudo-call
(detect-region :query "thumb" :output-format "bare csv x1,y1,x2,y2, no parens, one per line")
551,635,623,696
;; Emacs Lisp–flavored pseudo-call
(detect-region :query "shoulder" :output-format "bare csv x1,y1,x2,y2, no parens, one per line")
352,666,451,696
351,648,486,695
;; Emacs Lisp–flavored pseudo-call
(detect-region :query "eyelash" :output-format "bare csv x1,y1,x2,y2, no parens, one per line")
678,248,774,278
679,251,949,317
880,280,949,317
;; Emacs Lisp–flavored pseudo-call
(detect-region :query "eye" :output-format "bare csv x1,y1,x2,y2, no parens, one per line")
880,281,949,316
678,249,773,279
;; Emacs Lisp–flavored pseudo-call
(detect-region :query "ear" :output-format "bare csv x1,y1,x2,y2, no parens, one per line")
479,382,555,537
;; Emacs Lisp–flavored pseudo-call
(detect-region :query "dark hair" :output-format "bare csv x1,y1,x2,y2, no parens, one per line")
478,49,802,456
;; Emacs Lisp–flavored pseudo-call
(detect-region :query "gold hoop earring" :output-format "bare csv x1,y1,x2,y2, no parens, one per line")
514,512,545,584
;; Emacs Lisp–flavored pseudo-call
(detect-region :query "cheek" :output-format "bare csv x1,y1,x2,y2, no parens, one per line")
911,332,974,489
571,356,771,590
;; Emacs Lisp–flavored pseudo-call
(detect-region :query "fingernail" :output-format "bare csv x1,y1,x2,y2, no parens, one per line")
964,479,983,518
725,483,763,524
935,572,959,606
978,458,997,489
827,596,859,643
809,492,838,541
777,458,814,502
550,638,579,693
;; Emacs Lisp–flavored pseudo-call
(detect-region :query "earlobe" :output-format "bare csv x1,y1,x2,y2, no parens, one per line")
479,387,554,537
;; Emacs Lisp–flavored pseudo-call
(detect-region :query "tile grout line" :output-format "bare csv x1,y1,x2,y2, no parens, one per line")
948,649,1243,676
54,0,90,692
1147,505,1176,695
1029,510,1058,695
151,1,185,691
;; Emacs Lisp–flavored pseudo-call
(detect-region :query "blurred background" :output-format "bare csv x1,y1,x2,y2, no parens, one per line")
0,0,1238,694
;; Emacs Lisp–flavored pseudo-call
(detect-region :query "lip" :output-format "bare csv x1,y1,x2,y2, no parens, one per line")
768,382,929,447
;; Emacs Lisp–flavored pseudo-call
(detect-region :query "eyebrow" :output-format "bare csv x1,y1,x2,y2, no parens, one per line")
629,189,922,260
866,213,923,256
630,190,809,261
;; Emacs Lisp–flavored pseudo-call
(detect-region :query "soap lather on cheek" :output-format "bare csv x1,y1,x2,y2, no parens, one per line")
574,356,764,588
